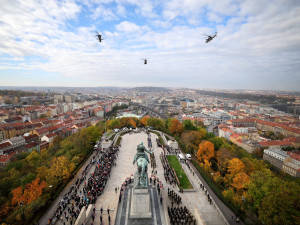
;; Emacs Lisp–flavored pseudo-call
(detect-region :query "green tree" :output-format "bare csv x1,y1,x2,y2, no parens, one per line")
209,137,224,151
183,119,197,131
26,150,40,167
107,119,120,129
258,181,300,225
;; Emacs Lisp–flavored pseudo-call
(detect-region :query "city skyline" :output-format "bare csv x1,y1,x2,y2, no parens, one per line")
0,0,300,91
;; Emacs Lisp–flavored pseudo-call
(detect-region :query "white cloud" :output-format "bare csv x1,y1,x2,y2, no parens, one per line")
0,0,299,90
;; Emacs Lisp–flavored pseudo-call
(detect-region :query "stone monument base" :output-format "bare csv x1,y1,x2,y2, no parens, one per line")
130,188,152,218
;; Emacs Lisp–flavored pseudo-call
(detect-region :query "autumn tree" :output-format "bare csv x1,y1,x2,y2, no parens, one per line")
11,178,47,206
169,119,184,136
49,156,74,181
228,158,245,175
241,158,255,175
130,118,137,128
216,148,237,176
197,141,214,162
231,172,249,190
181,131,203,154
140,116,149,126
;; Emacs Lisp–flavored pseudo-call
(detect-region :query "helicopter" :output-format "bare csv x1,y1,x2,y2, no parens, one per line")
142,58,147,64
96,32,103,43
205,32,217,43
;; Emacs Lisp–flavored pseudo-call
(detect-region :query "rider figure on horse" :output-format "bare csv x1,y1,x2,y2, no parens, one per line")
133,142,153,188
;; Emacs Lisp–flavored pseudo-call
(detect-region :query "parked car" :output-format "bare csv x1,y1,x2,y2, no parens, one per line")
185,154,192,160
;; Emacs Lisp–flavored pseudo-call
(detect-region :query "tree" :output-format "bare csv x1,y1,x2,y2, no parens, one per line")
140,116,149,126
228,158,245,175
107,119,120,129
241,158,255,175
49,156,74,181
183,119,197,131
11,187,25,206
147,118,164,130
169,119,184,136
209,137,224,151
216,148,237,176
11,178,47,206
23,178,47,205
181,131,204,154
231,172,249,190
247,169,274,210
130,118,137,128
258,181,300,225
197,141,214,162
26,150,40,167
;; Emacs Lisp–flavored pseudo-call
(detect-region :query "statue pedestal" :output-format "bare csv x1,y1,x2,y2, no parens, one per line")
130,188,152,218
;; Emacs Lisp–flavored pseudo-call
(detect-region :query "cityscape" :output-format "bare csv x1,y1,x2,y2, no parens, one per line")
0,1,299,225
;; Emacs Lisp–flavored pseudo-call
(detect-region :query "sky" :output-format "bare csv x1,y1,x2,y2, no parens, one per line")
0,0,299,91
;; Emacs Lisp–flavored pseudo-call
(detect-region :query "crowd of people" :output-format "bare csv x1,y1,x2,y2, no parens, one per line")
47,144,119,225
168,206,196,225
168,188,182,206
160,153,177,186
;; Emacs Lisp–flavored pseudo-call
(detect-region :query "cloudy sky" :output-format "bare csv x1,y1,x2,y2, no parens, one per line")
0,0,299,91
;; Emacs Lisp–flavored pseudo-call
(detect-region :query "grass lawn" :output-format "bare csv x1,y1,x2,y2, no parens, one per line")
166,155,193,189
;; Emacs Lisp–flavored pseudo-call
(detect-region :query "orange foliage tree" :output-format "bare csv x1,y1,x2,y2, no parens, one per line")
169,119,184,136
232,172,250,190
140,116,149,126
228,158,245,175
197,141,214,162
130,118,137,128
11,178,47,206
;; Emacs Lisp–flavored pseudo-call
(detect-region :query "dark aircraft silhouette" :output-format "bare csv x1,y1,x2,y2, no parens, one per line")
205,32,217,43
142,58,147,64
96,32,103,43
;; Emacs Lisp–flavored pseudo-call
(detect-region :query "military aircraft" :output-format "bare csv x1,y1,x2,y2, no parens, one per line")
205,32,217,43
96,32,103,43
142,58,147,64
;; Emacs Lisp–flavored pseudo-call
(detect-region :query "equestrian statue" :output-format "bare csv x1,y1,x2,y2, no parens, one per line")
133,141,153,189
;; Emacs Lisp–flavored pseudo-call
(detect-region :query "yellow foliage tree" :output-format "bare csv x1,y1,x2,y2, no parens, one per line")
49,156,74,181
204,159,212,172
197,141,214,162
26,150,40,167
228,158,245,175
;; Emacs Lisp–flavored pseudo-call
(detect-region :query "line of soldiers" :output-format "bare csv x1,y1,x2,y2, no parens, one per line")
168,206,196,225
160,153,176,185
147,133,152,148
168,188,182,205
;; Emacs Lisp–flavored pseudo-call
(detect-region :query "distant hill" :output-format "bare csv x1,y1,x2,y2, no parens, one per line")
130,87,171,92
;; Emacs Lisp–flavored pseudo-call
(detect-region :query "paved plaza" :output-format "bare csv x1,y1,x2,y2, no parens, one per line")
88,131,225,225
40,131,227,225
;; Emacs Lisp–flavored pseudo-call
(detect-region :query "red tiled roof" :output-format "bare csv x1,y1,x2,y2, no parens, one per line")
258,140,291,146
231,133,241,140
0,142,12,149
45,133,57,138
